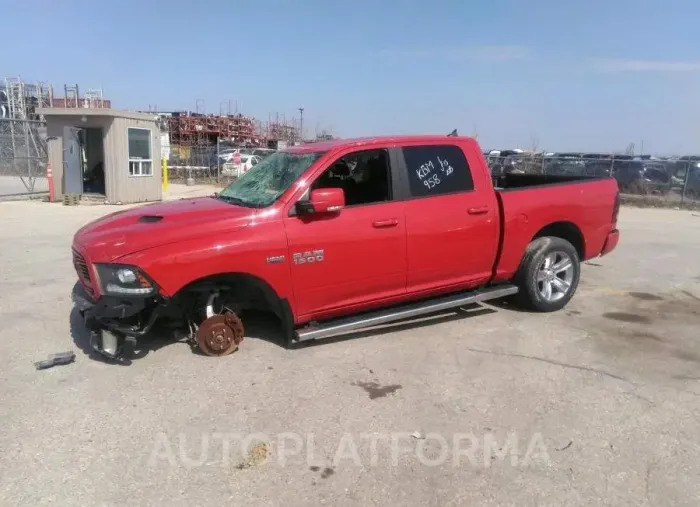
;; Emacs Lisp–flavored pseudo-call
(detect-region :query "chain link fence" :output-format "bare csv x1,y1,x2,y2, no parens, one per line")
166,144,218,184
165,144,274,186
485,153,700,206
0,118,48,198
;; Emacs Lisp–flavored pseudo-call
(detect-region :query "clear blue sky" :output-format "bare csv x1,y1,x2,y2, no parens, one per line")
4,0,700,153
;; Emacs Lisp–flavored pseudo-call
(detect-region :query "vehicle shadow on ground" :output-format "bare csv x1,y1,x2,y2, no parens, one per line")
487,298,531,313
285,304,498,350
70,284,499,363
195,305,496,352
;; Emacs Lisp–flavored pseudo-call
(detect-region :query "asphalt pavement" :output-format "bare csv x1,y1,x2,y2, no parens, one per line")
1,200,699,506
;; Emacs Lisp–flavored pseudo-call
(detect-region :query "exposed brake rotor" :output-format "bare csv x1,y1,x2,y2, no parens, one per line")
195,311,245,357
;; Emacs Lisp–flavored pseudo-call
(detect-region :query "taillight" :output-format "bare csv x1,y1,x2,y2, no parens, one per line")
612,190,620,223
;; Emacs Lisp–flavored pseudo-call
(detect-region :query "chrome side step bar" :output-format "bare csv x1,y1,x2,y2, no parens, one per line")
295,284,518,343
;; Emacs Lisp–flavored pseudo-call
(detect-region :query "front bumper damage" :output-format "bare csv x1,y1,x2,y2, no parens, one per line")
74,287,165,361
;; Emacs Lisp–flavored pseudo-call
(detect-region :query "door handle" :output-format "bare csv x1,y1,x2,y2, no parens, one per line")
372,218,399,228
468,207,489,215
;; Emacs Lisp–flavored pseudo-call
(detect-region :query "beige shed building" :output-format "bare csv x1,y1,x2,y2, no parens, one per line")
37,108,162,204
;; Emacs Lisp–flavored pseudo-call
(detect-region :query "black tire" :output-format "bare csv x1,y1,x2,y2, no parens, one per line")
514,236,580,312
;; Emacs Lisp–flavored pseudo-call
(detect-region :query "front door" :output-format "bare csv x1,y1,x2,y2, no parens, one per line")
63,126,82,194
284,148,406,321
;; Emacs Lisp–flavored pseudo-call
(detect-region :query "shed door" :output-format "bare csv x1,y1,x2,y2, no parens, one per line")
63,126,83,194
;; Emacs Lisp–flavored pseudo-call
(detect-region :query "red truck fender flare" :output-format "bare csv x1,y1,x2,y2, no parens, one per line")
531,221,586,260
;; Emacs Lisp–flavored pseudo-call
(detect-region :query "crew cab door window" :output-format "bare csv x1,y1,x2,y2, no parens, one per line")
311,149,392,206
402,144,474,198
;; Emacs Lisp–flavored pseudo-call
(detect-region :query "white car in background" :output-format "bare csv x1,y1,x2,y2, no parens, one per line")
217,148,253,164
221,154,260,176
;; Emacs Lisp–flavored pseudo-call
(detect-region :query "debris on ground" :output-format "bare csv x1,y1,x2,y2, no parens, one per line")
556,440,573,451
235,441,270,470
34,351,76,370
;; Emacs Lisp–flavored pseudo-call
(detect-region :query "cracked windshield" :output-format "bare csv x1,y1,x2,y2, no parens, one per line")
217,151,324,207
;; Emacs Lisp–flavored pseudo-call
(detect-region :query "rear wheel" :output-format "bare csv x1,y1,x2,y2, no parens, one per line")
515,236,580,312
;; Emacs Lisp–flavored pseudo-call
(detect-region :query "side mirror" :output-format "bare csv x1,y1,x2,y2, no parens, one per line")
296,188,345,216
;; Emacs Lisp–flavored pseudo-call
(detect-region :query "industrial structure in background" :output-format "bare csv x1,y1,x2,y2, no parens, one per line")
149,102,317,178
0,77,110,198
0,79,109,120
151,104,303,153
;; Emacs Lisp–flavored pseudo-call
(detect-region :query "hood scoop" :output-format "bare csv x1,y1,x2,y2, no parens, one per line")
139,215,163,223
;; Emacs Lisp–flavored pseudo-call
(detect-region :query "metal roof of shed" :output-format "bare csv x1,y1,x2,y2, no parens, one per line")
35,108,158,122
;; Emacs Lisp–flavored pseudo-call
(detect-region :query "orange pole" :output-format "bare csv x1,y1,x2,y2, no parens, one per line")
46,161,55,201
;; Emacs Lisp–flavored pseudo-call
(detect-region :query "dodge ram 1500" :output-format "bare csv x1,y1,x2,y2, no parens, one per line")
72,135,620,361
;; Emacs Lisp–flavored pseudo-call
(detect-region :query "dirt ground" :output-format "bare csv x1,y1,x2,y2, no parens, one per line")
1,199,699,507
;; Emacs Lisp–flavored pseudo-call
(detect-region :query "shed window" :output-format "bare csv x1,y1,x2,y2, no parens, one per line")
128,128,153,177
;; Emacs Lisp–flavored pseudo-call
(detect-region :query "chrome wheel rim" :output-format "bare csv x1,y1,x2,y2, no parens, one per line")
536,251,574,302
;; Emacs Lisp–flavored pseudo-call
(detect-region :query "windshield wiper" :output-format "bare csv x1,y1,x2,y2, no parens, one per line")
215,194,252,207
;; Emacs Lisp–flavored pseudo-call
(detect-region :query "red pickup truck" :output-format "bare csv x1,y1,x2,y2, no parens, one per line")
72,136,620,361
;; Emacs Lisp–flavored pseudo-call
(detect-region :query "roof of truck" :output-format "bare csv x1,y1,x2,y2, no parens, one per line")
286,135,476,153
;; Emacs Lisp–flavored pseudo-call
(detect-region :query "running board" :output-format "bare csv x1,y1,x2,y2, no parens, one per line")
295,284,518,343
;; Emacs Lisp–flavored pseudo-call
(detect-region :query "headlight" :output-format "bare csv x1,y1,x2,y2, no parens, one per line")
94,264,156,296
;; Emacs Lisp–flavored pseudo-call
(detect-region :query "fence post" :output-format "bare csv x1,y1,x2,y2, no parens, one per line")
681,162,690,204
162,157,169,192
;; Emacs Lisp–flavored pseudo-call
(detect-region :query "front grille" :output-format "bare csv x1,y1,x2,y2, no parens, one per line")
72,250,91,282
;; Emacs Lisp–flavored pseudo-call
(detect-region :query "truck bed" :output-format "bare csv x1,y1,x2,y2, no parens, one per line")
491,174,619,283
493,172,604,190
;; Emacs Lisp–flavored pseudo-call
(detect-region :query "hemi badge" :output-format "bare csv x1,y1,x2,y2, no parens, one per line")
266,255,285,264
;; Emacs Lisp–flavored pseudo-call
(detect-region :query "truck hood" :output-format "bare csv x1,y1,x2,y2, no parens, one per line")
74,197,255,262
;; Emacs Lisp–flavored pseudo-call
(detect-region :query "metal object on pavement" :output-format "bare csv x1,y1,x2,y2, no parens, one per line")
195,311,245,356
34,351,76,370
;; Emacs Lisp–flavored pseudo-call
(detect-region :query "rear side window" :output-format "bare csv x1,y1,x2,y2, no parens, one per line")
402,144,474,198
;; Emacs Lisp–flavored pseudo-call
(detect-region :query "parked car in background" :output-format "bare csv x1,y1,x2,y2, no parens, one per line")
614,159,672,194
682,162,700,199
221,154,261,176
218,148,253,162
581,154,614,178
671,156,700,188
544,153,585,176
209,148,256,169
487,149,526,176
253,148,276,159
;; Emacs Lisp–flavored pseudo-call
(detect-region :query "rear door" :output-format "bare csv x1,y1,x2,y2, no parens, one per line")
396,143,499,294
283,147,407,321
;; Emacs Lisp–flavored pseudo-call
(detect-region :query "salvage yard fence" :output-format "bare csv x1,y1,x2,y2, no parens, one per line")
0,118,48,199
486,154,700,206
